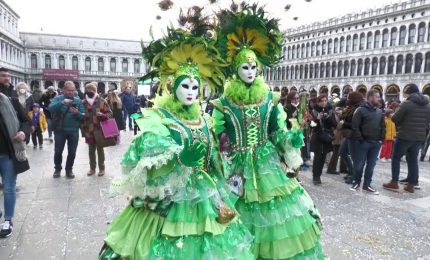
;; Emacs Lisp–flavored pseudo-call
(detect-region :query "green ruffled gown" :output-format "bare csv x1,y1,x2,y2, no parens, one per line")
99,108,254,260
211,79,324,259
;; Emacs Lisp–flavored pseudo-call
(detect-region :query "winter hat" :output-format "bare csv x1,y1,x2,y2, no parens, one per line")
405,84,419,94
32,103,40,108
347,91,363,106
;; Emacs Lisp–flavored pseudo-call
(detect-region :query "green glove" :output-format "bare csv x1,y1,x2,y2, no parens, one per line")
179,139,207,167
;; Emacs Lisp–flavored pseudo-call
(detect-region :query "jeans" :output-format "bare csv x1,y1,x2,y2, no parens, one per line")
88,143,105,170
391,138,422,185
123,110,133,130
421,131,430,160
0,154,17,220
46,118,53,138
351,140,381,188
339,138,354,177
54,131,79,172
31,127,43,146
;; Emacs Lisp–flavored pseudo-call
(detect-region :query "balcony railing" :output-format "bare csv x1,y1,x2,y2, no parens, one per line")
25,69,144,78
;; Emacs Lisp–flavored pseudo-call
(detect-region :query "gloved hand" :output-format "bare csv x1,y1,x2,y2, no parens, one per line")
179,139,207,167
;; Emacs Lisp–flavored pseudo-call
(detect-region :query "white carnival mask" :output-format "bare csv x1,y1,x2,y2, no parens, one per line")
175,77,199,106
238,61,257,84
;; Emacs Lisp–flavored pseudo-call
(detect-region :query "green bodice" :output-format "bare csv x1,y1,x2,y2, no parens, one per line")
213,92,278,150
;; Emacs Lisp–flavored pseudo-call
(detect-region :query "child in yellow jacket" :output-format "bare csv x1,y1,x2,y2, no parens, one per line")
28,103,48,148
380,109,396,161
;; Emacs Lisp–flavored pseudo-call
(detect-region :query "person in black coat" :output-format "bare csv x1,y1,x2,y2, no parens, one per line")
0,67,31,238
39,86,57,142
310,94,337,185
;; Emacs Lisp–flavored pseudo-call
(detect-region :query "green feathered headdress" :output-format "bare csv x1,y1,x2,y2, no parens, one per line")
214,2,285,73
141,26,227,97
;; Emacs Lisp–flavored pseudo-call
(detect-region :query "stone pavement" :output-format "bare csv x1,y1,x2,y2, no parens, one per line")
1,131,430,259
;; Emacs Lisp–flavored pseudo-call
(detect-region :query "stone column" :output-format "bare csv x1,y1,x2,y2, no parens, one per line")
105,56,109,72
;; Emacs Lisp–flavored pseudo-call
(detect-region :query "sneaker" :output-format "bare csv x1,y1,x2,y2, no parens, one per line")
33,145,37,149
387,159,391,162
98,170,105,177
414,184,421,190
404,184,415,193
326,171,340,175
363,186,380,195
382,181,399,191
312,177,322,186
53,170,61,178
379,158,387,162
87,169,96,176
350,182,360,191
39,145,43,149
66,171,75,179
0,220,13,238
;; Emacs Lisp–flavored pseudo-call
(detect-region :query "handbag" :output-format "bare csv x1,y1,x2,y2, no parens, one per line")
93,129,117,147
100,118,120,138
317,118,334,143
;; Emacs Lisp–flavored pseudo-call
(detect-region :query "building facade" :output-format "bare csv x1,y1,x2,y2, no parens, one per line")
0,0,146,93
267,0,430,101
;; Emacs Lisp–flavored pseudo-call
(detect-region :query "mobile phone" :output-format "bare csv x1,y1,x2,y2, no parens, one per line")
71,104,78,108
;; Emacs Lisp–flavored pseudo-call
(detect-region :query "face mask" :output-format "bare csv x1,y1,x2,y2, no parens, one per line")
19,89,26,94
237,62,257,84
292,102,299,107
175,78,199,106
86,92,95,98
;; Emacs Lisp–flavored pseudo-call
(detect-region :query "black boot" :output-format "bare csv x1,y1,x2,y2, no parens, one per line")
313,176,322,185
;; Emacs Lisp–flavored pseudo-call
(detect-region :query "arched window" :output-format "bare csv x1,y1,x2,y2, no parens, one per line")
388,56,395,74
30,54,37,69
408,24,416,44
353,34,359,51
350,60,356,76
59,55,65,69
390,28,397,46
315,64,319,78
380,57,386,75
122,58,128,73
326,62,331,78
304,65,308,79
292,46,296,59
297,45,301,59
340,37,345,53
418,22,426,43
332,61,337,78
364,58,370,75
372,57,378,75
367,32,373,49
45,55,52,69
309,65,313,79
337,61,343,77
374,31,381,48
399,26,406,45
134,59,140,73
425,52,430,72
415,53,423,73
379,29,388,47
311,42,315,57
346,35,352,52
396,55,404,74
405,54,413,73
72,56,78,70
344,61,349,77
334,38,339,53
322,40,326,55
110,58,116,73
286,66,290,80
98,57,104,72
328,39,332,54
357,59,363,76
306,43,310,58
279,67,283,80
287,46,291,60
85,57,91,71
316,41,321,56
359,33,366,50
301,44,305,58
320,63,325,78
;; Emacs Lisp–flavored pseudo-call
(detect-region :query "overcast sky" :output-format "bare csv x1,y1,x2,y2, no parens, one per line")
9,0,397,41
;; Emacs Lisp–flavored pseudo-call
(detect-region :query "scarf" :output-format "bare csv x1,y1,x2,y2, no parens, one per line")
85,94,98,106
0,93,27,162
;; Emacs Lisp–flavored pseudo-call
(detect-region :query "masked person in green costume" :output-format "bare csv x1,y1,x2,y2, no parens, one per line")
98,25,253,260
211,4,325,259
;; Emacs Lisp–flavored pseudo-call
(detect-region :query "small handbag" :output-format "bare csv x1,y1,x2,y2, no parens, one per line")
100,118,120,138
94,128,117,148
317,118,334,143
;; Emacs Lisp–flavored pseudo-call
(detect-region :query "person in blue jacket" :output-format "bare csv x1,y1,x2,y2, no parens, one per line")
48,81,84,179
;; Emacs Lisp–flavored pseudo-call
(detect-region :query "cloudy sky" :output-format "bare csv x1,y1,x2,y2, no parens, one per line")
9,0,397,41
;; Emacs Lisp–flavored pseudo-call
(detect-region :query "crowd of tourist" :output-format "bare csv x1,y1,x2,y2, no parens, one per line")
278,84,430,195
